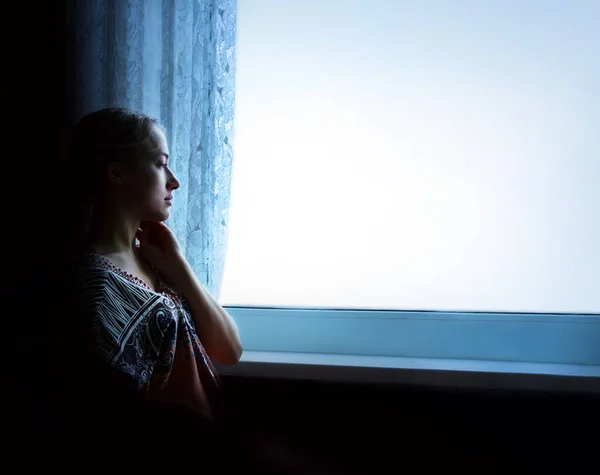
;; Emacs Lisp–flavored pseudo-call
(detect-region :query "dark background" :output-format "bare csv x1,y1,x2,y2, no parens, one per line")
218,375,598,473
8,2,598,473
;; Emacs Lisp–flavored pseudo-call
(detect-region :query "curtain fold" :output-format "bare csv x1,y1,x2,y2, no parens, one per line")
64,0,236,298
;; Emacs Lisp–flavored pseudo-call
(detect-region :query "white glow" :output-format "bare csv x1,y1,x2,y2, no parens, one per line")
220,0,600,313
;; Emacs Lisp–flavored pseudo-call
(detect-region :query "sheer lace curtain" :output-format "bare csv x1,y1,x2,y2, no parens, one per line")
64,0,236,297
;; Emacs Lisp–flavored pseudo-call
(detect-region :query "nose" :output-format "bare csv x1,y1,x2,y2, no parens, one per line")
168,169,180,191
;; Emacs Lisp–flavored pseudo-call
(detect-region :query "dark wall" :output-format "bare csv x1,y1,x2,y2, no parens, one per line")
8,0,72,456
218,375,598,474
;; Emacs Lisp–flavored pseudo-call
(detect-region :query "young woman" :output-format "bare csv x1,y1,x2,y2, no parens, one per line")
66,107,242,423
63,108,319,474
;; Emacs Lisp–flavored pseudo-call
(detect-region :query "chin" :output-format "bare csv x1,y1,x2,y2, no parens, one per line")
145,209,170,222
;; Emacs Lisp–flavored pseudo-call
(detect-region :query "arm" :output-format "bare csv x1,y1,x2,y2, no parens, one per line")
173,259,242,365
135,221,242,365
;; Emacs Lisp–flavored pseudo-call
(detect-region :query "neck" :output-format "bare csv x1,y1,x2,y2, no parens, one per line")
86,205,140,257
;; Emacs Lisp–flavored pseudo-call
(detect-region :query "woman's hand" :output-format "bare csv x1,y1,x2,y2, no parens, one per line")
137,221,242,364
136,221,187,285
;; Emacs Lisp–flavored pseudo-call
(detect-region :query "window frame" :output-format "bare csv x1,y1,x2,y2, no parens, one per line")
219,307,600,393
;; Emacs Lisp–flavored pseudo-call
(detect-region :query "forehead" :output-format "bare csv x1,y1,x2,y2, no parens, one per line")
148,124,169,154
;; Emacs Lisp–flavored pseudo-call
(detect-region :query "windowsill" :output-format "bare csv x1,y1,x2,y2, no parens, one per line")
216,350,600,393
221,307,599,393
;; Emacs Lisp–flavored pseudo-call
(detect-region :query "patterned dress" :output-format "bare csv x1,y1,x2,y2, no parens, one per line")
72,253,221,419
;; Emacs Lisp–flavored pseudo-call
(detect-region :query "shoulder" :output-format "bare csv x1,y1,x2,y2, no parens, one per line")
68,254,145,317
68,255,111,301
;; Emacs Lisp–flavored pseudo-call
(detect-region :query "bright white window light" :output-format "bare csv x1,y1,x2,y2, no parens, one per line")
220,0,600,313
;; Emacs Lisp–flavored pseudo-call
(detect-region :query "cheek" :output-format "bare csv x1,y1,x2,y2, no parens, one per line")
124,169,166,204
125,176,152,201
145,173,168,204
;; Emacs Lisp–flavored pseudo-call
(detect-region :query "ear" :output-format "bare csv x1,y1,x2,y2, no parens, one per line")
107,162,126,185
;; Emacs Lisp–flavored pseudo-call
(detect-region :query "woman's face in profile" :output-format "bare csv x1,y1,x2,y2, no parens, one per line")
117,124,180,222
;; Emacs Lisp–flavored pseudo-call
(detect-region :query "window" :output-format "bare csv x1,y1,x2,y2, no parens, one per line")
217,1,599,384
222,0,599,314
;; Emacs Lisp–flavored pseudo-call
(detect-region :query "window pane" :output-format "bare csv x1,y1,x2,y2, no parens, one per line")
221,0,600,313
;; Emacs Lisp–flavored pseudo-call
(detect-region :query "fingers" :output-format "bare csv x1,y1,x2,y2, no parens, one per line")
138,221,170,250
136,227,147,245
